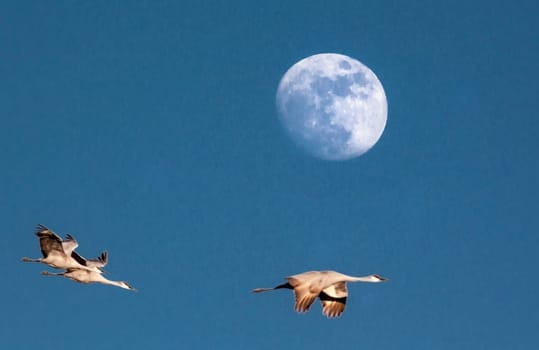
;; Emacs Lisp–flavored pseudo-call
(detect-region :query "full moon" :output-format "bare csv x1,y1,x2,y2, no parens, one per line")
276,53,387,160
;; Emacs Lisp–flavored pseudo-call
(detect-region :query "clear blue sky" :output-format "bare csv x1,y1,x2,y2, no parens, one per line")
2,1,538,349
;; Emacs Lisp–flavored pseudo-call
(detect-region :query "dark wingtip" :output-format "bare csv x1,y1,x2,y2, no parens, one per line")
65,234,74,241
35,224,48,234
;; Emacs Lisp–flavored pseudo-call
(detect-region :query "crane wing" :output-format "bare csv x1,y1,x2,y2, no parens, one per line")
319,282,348,318
61,234,79,256
284,275,322,313
319,291,347,318
35,224,64,257
86,251,108,268
71,250,108,268
323,281,348,298
292,285,318,313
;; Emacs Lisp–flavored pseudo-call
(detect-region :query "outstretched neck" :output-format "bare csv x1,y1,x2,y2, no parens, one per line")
93,274,129,290
346,275,384,283
348,276,374,282
106,279,134,290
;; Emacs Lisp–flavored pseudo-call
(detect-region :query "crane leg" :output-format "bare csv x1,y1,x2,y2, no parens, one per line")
21,257,41,263
41,271,64,277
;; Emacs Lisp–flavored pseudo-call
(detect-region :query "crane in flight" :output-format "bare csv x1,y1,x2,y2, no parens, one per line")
22,224,106,273
253,270,388,318
42,269,136,291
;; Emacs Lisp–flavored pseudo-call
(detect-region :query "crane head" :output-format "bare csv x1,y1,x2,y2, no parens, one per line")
372,274,389,282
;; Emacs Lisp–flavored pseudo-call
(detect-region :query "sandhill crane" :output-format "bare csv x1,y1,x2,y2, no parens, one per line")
42,269,136,291
22,224,105,273
253,270,388,318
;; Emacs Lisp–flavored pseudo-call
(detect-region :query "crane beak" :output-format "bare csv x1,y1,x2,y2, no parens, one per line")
374,275,389,282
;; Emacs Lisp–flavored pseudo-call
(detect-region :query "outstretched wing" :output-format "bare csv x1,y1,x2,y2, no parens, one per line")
292,285,319,313
35,224,64,258
61,234,79,256
285,276,322,314
71,250,108,269
86,251,108,268
319,282,348,318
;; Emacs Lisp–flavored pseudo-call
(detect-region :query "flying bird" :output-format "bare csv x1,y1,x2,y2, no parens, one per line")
253,270,388,318
42,269,136,291
22,224,105,273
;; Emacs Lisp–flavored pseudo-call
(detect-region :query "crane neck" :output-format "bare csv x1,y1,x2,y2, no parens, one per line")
346,275,377,282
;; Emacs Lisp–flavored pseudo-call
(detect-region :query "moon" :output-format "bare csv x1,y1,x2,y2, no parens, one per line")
276,53,387,160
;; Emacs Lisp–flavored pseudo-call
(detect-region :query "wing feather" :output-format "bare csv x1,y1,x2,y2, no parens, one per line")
85,251,108,268
319,282,348,318
71,250,108,268
319,291,347,318
35,225,64,257
293,286,318,313
62,234,78,256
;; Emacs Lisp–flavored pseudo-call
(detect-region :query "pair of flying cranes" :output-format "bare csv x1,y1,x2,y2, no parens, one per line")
22,224,136,291
23,224,388,318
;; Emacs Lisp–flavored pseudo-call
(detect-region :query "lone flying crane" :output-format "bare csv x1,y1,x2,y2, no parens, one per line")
253,270,388,318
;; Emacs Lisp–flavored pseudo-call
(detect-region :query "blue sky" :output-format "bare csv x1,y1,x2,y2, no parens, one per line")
2,1,538,349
